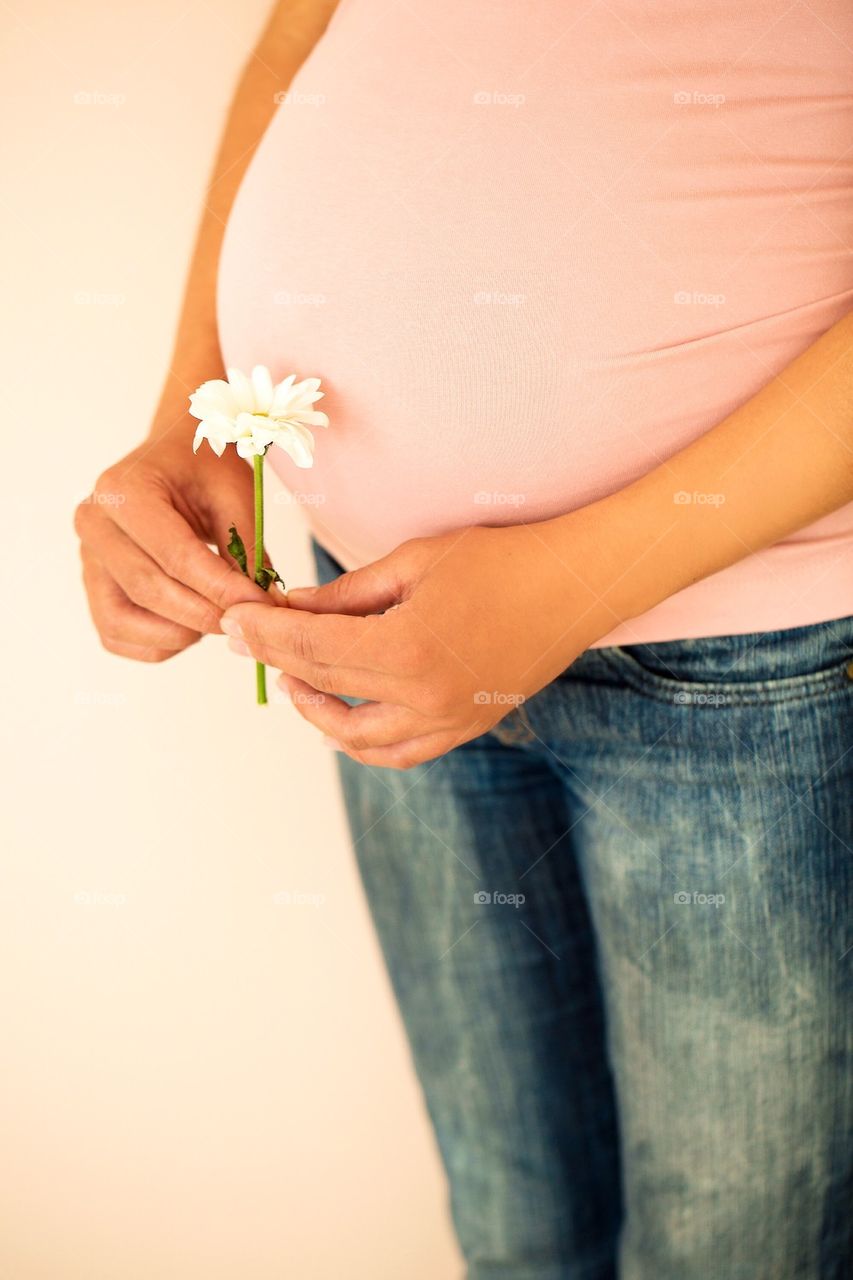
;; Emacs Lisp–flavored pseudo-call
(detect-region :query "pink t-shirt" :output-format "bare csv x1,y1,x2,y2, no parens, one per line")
217,0,853,646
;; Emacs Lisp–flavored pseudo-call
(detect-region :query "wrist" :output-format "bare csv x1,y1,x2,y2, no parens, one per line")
539,489,673,650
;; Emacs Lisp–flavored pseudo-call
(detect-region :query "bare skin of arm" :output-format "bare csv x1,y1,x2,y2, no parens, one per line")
223,312,853,768
76,2,852,770
75,0,340,661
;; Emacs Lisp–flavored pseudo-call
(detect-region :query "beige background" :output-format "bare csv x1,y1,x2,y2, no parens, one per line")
0,1,460,1274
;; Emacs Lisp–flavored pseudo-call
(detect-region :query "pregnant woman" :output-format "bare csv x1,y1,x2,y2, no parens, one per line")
75,2,853,1276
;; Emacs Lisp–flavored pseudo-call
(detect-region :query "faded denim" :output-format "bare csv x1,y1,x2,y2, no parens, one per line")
314,541,853,1280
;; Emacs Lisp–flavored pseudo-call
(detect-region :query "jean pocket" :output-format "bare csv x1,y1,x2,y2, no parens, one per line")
598,614,853,708
311,538,347,587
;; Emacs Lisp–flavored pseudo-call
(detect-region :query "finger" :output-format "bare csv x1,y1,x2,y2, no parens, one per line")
96,633,197,662
81,511,224,635
82,556,201,660
110,485,271,610
285,548,409,616
277,676,433,748
331,714,488,769
227,637,406,704
222,603,404,675
330,730,459,770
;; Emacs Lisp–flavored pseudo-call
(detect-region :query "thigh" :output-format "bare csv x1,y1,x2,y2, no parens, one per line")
535,618,853,1280
337,743,621,1280
313,542,621,1280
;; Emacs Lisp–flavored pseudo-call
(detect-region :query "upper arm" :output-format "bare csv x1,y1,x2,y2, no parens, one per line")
261,0,343,74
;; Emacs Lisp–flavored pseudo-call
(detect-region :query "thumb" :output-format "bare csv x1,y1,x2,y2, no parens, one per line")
287,549,408,616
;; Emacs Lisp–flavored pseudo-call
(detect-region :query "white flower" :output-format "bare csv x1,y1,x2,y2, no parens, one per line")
189,365,329,465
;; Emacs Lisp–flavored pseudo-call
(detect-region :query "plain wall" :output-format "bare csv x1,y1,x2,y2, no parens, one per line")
0,1,460,1275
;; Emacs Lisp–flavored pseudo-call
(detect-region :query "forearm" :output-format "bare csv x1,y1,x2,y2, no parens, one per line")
150,0,339,439
550,311,853,640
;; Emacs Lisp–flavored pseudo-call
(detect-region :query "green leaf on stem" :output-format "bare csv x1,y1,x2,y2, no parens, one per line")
227,524,248,576
254,566,284,592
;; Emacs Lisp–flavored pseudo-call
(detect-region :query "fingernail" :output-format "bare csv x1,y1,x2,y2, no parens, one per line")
220,617,243,638
274,682,292,703
322,735,343,750
227,638,250,656
286,587,316,603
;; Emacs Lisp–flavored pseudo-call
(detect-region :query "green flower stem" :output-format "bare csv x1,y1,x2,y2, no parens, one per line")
253,453,267,705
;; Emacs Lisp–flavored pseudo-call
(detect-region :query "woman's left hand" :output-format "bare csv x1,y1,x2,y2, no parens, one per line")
220,522,613,768
220,307,853,767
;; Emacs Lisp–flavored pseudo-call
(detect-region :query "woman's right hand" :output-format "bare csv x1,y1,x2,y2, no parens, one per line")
74,424,273,662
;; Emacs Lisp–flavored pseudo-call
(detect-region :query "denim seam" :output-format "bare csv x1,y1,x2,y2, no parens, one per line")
596,650,853,708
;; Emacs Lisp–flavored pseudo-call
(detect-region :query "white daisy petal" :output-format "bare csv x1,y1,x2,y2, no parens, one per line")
200,409,237,438
292,377,321,396
273,421,316,468
252,423,278,450
188,367,328,463
269,374,298,417
233,411,256,434
294,410,329,428
190,377,230,401
286,382,325,412
189,391,217,422
189,378,239,420
251,365,275,414
227,367,256,414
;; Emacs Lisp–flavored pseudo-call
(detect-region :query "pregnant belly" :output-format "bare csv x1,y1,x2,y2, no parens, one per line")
216,0,853,569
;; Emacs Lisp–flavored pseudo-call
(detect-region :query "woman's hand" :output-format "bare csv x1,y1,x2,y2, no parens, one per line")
74,426,273,663
221,523,613,767
222,302,853,768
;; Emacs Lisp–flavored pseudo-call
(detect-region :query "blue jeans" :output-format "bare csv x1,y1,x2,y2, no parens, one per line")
313,541,853,1280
